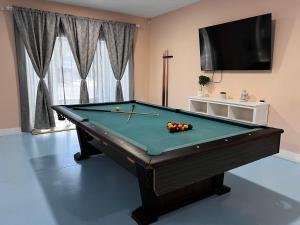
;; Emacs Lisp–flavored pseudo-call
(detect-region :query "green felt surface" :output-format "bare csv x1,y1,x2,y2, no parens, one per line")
71,103,260,155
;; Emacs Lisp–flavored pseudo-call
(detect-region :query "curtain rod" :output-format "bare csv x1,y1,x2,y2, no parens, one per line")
0,5,141,28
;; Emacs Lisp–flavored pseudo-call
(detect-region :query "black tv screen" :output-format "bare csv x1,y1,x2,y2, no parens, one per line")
199,14,272,71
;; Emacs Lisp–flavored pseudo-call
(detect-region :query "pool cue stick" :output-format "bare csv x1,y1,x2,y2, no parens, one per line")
127,104,135,123
166,50,169,107
162,51,166,107
162,50,173,107
72,107,159,116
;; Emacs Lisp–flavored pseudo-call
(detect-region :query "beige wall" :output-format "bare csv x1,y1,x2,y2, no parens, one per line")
148,0,300,153
0,0,150,129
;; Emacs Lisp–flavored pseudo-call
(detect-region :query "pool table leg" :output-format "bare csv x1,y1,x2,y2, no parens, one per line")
216,185,231,195
213,174,231,195
132,164,231,225
132,165,159,225
74,126,103,161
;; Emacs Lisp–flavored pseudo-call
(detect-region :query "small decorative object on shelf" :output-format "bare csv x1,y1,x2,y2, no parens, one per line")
198,75,210,97
219,91,227,100
240,90,249,102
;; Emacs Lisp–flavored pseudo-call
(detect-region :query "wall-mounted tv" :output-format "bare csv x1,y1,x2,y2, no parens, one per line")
199,14,272,71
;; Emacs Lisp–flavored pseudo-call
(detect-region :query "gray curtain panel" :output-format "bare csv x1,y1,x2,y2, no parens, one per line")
61,17,102,103
102,22,136,102
14,23,31,132
13,7,59,129
128,49,134,100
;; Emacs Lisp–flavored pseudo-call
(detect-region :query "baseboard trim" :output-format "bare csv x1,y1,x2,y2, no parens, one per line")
275,149,300,164
0,127,21,136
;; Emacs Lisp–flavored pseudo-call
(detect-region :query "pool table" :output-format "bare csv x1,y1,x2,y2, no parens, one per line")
52,100,283,225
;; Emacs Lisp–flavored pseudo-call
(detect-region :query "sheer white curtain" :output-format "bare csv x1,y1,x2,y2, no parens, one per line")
89,39,129,103
25,36,130,129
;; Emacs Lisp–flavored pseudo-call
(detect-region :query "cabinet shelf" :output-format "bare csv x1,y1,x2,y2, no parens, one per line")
208,103,228,117
189,97,269,125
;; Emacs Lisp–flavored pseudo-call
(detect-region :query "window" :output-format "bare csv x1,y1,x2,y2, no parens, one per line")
25,36,130,128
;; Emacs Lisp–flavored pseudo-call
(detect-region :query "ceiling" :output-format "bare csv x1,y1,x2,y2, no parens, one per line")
47,0,200,18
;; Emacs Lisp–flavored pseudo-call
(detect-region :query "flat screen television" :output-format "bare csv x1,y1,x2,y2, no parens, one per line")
199,14,272,71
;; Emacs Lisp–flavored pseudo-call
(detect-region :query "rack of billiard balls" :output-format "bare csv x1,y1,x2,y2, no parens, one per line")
167,122,193,133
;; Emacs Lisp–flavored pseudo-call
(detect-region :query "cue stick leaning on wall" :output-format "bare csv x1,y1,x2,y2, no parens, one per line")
162,50,173,107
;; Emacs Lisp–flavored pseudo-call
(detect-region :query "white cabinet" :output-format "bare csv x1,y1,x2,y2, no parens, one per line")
189,97,269,125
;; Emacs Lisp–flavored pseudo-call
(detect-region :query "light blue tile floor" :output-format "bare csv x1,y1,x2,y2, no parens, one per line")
0,131,300,225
